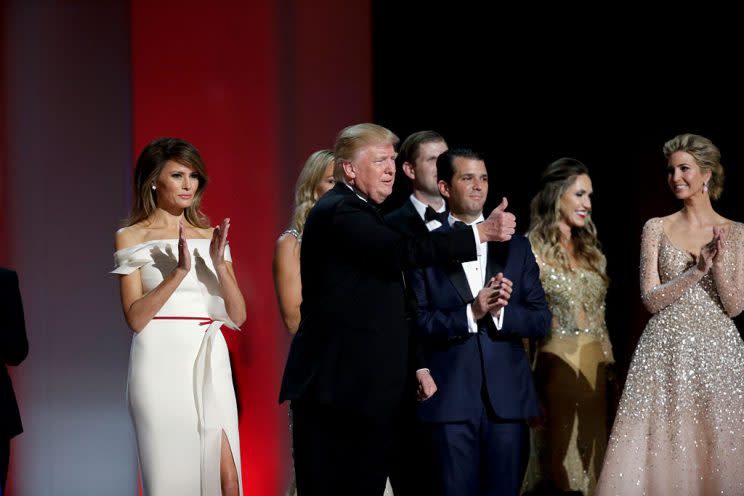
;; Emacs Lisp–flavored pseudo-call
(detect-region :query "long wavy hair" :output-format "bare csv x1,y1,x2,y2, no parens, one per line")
527,157,607,280
126,137,210,228
291,149,335,235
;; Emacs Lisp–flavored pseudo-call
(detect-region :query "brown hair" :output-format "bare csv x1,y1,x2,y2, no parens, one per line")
527,157,607,280
126,137,210,228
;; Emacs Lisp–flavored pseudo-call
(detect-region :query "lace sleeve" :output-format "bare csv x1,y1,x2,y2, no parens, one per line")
711,223,744,317
640,218,704,314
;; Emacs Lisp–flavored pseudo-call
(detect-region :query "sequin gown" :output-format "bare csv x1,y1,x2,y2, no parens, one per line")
596,218,744,496
522,250,614,495
113,239,242,496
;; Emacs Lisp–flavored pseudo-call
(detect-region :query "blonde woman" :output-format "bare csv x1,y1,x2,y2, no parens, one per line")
596,134,744,495
272,149,335,334
113,137,246,495
523,158,613,496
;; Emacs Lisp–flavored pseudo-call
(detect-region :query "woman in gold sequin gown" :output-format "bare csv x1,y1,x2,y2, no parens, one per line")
596,134,744,495
523,158,614,496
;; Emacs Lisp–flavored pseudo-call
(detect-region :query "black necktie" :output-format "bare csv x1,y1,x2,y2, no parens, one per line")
424,206,449,224
452,220,469,230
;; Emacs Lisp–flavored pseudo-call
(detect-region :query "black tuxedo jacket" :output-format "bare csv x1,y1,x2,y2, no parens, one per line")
279,183,477,421
410,226,550,422
384,198,429,237
0,268,28,439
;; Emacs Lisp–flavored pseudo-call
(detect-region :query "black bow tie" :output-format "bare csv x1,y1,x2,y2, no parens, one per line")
452,220,470,230
424,206,449,224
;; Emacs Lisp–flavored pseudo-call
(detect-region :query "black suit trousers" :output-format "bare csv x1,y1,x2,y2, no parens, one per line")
292,400,394,496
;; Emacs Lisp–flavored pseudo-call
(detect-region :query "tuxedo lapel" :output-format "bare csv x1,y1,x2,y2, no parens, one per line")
444,263,474,303
402,200,429,235
435,223,474,303
485,240,509,281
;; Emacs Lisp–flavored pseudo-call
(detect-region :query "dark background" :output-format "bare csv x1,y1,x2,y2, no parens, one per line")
372,4,744,376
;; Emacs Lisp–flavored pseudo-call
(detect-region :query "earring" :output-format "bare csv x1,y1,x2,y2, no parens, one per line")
151,184,156,191
703,182,709,193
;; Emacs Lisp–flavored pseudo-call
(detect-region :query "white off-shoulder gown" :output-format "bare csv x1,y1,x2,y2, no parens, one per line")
113,239,242,496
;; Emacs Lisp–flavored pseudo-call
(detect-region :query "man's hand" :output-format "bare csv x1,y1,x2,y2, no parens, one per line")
477,197,516,242
489,273,513,318
472,279,500,320
416,369,437,401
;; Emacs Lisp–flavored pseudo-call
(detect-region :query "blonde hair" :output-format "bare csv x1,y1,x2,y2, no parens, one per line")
663,133,724,200
333,123,399,181
527,157,607,281
291,149,335,234
126,137,209,228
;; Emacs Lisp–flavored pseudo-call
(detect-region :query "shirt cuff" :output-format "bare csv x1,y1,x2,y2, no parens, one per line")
490,307,504,330
466,303,478,334
415,368,430,375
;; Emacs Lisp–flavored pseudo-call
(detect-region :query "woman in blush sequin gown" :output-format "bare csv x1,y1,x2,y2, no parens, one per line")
596,133,744,495
114,138,247,496
523,158,614,496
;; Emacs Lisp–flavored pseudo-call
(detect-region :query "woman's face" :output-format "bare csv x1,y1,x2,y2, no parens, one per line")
559,174,593,229
667,151,710,200
314,162,336,198
154,160,200,211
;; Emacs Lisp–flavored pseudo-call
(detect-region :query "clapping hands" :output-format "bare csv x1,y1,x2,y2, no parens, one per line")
210,218,231,268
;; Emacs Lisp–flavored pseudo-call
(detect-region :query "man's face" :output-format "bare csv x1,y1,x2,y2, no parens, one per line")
346,142,396,204
408,140,447,196
439,157,488,218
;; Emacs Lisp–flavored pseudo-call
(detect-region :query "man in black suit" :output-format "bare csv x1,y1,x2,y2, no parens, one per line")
385,130,449,236
0,268,28,492
384,130,448,495
279,123,517,495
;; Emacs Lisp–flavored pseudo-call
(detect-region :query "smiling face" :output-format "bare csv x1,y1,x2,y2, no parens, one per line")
439,157,488,222
667,151,711,200
343,142,396,204
154,160,201,211
558,174,593,230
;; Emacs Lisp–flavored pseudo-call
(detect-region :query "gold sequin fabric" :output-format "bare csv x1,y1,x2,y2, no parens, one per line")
522,253,614,495
596,218,744,495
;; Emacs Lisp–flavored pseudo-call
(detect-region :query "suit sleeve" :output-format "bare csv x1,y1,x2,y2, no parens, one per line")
0,270,29,366
409,268,472,343
335,200,476,271
501,238,551,339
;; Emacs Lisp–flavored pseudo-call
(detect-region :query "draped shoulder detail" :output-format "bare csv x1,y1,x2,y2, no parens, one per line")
111,240,161,275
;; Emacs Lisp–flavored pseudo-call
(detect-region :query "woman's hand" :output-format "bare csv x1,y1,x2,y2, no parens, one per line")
712,225,727,267
177,219,191,273
210,218,231,268
695,230,720,274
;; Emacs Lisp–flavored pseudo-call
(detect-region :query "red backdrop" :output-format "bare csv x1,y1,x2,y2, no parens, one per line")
130,1,371,494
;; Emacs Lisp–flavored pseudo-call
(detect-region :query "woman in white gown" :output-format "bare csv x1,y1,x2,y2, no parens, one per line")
113,137,246,496
596,133,744,495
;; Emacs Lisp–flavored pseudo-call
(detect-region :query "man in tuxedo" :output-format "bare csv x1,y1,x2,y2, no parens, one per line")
385,130,449,236
279,124,517,496
410,149,550,496
0,268,28,492
383,130,448,495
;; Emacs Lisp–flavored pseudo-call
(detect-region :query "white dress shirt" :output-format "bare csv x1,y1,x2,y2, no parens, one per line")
409,194,447,232
449,214,505,333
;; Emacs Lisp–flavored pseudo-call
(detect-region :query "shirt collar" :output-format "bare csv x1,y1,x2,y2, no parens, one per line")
448,212,484,227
